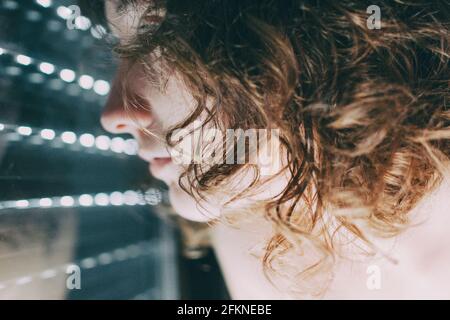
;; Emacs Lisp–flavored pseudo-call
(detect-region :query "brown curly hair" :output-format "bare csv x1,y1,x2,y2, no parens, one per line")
113,0,450,296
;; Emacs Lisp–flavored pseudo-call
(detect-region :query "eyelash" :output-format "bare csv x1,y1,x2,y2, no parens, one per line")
138,16,164,33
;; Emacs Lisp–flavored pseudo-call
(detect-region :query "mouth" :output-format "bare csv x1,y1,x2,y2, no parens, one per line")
151,157,172,166
148,157,173,179
137,145,174,181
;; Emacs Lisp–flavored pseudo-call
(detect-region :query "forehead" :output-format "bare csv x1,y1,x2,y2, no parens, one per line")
104,0,146,41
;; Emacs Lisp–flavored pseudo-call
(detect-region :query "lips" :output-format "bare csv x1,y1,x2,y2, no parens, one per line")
148,157,172,179
136,142,173,180
151,157,172,166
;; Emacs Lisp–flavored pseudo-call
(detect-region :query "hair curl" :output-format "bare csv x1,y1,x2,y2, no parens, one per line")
116,0,450,297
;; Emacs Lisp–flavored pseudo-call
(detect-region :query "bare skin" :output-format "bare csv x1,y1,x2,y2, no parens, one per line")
102,0,450,299
211,180,450,299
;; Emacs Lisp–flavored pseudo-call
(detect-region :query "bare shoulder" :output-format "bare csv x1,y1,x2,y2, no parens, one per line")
210,222,290,299
211,179,450,299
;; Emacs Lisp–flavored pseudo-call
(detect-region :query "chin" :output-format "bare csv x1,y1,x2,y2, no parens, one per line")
149,162,221,222
168,184,221,222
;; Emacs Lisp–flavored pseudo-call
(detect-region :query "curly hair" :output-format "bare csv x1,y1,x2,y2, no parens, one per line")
114,0,450,297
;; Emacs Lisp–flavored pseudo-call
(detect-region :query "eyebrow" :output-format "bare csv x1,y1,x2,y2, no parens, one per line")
116,0,140,14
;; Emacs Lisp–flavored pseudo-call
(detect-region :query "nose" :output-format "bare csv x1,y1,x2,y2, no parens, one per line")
101,62,153,136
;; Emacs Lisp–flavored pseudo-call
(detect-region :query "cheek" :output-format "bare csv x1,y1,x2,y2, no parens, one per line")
152,77,197,130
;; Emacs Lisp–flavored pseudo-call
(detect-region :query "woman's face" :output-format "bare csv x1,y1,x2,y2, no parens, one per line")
101,0,216,221
101,0,288,222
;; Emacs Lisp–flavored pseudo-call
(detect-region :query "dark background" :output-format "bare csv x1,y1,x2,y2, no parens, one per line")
0,0,228,300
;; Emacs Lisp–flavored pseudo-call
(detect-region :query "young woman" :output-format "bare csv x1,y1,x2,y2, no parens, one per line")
99,0,450,299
